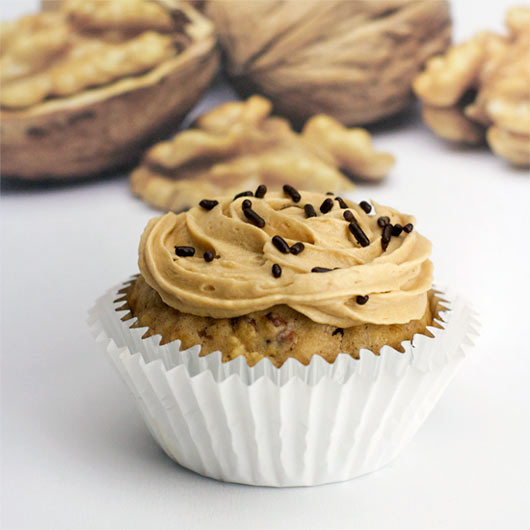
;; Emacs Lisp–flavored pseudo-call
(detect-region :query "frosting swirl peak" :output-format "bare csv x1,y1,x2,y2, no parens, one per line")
138,190,433,327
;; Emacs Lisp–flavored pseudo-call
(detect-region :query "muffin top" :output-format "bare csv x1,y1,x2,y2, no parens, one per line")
138,187,433,328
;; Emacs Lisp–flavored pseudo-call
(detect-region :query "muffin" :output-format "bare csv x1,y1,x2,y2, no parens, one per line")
90,186,477,487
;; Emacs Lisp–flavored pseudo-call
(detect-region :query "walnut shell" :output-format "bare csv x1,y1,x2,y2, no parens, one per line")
0,2,218,180
206,0,451,126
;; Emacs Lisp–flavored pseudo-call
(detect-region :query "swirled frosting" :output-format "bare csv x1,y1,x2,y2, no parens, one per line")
138,190,433,327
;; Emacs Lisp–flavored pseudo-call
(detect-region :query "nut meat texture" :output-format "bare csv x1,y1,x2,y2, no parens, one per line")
130,95,395,212
413,7,530,166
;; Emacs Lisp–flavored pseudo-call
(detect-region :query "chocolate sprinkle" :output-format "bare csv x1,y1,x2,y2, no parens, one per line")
290,242,305,255
243,206,265,228
359,201,372,214
272,263,282,278
335,197,348,209
283,184,301,202
242,199,252,210
175,245,195,257
199,199,218,210
326,191,334,195
343,210,354,223
356,295,369,305
234,190,253,199
332,328,344,336
348,222,370,247
320,198,334,214
304,203,317,218
377,216,390,227
311,267,333,273
392,224,403,236
272,235,290,254
203,250,214,262
381,224,393,251
255,184,267,198
403,223,414,233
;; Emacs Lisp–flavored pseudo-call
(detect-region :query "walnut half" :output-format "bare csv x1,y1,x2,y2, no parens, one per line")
130,95,395,212
0,1,219,179
413,7,530,166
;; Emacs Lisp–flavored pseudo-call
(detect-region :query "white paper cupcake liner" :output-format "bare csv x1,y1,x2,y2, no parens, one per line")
88,279,479,487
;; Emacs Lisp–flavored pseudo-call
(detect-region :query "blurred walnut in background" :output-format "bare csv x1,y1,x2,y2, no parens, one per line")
40,0,63,10
131,96,395,212
414,7,530,166
1,1,177,110
206,0,451,126
1,0,218,179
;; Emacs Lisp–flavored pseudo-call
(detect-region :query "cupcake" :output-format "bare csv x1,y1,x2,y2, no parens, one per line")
89,185,477,487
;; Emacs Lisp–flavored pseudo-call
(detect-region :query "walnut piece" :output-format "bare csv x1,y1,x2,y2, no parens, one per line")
0,0,183,109
63,0,175,32
1,32,174,109
130,95,395,212
413,7,530,166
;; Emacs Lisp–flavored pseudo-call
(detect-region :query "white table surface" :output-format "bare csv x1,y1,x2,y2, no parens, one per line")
1,1,529,529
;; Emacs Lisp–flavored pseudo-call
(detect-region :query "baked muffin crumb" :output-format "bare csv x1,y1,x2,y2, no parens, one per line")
121,275,438,367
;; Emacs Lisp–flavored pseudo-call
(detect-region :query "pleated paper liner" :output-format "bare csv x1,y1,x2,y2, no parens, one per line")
88,279,478,487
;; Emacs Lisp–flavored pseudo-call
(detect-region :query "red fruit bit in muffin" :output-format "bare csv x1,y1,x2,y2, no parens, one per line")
266,312,296,344
266,312,286,327
277,328,296,344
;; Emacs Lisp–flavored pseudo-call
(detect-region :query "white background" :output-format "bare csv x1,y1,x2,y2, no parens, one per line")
1,1,529,529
